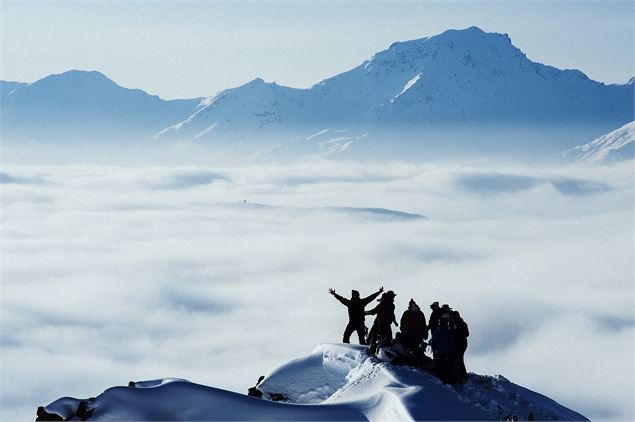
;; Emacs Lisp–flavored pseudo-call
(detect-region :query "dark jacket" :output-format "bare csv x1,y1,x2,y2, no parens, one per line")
367,300,396,327
430,320,456,356
367,298,397,345
453,318,469,352
333,290,382,324
400,309,428,344
429,308,442,333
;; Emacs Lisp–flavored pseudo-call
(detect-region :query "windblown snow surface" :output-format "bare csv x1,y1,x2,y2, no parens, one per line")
41,344,586,421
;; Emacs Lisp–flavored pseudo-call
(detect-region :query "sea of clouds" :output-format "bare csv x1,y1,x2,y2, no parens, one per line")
1,159,633,420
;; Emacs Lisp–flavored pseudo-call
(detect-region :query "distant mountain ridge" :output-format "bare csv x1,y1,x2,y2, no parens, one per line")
2,27,633,160
157,27,633,143
1,70,201,142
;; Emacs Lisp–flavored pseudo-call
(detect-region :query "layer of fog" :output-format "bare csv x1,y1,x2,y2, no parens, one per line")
1,159,633,420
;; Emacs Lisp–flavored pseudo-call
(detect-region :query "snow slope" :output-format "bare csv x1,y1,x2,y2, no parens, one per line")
561,121,635,164
39,344,587,421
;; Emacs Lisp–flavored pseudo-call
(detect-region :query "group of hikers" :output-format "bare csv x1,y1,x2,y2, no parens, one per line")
329,286,469,385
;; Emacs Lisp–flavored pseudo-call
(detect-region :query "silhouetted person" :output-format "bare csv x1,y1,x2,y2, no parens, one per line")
366,290,397,353
329,286,383,344
452,310,469,383
428,301,441,333
400,299,428,348
430,314,459,384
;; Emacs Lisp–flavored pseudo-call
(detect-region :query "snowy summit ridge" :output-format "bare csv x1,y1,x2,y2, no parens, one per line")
38,344,587,421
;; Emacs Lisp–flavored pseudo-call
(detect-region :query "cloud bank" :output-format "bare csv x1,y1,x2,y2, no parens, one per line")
1,160,632,420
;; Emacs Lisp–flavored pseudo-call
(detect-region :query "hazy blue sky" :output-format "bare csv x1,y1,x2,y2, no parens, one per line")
1,1,633,99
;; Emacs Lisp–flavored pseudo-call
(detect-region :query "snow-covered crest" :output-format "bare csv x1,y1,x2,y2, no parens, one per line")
39,344,588,421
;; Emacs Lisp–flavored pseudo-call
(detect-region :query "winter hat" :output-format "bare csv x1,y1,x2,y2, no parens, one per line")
385,290,396,298
408,299,420,312
351,289,360,297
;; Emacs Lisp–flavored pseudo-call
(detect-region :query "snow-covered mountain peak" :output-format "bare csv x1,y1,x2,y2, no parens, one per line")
28,69,121,92
434,26,512,45
210,77,291,103
156,77,313,140
48,69,110,81
310,26,534,114
37,344,588,421
366,26,520,73
383,26,507,56
382,25,505,53
238,77,267,89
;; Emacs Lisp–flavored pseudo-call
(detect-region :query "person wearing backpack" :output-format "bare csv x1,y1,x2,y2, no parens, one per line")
428,301,442,333
430,312,459,384
328,286,384,344
366,290,398,354
400,299,428,347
